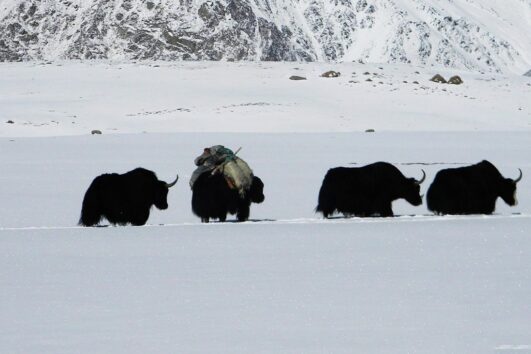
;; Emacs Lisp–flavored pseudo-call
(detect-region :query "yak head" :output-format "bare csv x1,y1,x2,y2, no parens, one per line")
249,176,265,204
403,170,426,206
153,174,179,210
499,169,522,206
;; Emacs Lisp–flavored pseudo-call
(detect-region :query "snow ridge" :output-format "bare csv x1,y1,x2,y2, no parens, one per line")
0,0,529,73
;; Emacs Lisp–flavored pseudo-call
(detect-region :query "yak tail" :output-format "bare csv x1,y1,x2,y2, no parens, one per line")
79,182,102,226
315,177,335,218
425,180,443,213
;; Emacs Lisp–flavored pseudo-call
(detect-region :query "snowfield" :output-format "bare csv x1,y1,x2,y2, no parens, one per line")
1,62,530,353
2,217,531,353
1,61,530,137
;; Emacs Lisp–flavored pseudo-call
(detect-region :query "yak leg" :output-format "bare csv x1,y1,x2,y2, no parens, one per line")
131,209,150,226
237,205,250,222
320,206,335,219
379,203,394,217
201,217,210,223
80,211,102,226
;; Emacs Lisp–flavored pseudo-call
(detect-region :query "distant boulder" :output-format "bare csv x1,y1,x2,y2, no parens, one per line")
321,70,340,78
524,69,531,77
448,75,463,85
430,74,447,83
289,75,306,81
6,120,14,124
91,129,102,135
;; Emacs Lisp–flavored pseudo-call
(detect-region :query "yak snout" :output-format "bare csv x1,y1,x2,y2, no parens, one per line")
405,181,423,206
250,177,265,204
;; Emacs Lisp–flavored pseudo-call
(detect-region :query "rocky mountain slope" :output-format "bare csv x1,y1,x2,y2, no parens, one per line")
0,0,529,73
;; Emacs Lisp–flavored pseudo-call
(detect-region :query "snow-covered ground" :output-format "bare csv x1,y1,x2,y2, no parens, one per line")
1,61,530,137
2,217,531,353
1,62,530,353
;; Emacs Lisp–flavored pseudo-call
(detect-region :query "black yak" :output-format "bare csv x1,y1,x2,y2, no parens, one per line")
316,162,425,218
191,172,264,222
79,168,178,226
427,160,522,215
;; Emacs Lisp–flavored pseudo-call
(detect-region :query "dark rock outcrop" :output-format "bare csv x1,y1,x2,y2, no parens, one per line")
448,75,463,84
430,74,447,83
0,0,527,73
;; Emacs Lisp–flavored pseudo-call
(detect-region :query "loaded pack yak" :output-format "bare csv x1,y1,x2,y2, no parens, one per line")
316,162,425,218
192,172,264,222
427,160,522,215
79,168,178,226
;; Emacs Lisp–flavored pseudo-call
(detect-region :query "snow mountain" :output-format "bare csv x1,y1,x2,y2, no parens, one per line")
0,0,530,73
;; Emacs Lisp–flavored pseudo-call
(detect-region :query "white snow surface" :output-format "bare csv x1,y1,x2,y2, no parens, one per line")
1,62,531,353
1,61,530,137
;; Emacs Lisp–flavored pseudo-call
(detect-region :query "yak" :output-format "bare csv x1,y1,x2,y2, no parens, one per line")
191,172,264,222
79,167,178,226
426,160,522,215
316,162,425,218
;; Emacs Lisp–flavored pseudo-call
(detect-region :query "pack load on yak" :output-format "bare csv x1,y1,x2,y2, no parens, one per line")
189,145,254,197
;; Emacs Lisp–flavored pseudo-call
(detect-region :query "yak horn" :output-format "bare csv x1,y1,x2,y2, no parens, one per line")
514,168,523,183
415,169,426,185
166,174,179,188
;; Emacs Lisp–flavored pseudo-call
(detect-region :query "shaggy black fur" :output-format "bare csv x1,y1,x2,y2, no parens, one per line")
79,168,174,226
316,162,424,218
427,160,520,215
191,172,264,222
